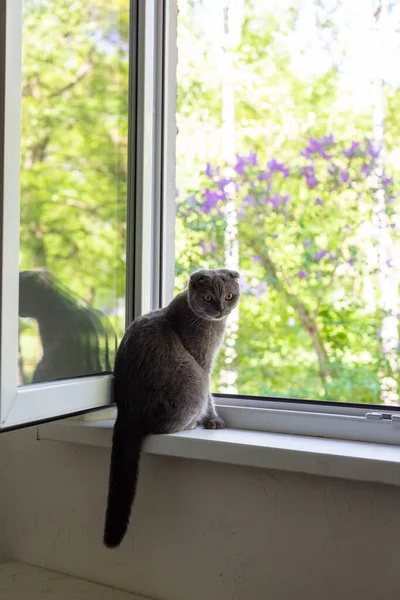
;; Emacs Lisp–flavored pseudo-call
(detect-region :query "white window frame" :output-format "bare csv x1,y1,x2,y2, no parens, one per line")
155,0,400,448
2,0,400,446
0,0,164,429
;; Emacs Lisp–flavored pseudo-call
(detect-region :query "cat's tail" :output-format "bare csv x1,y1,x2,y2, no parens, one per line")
103,414,143,548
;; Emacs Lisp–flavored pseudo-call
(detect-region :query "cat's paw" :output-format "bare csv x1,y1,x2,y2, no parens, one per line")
203,416,225,430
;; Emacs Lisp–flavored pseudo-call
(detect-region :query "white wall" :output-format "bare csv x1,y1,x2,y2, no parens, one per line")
0,425,399,600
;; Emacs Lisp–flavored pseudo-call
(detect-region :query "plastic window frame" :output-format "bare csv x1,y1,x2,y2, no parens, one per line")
0,0,165,429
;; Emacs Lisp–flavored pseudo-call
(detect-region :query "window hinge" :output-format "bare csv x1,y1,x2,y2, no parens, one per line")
366,412,400,425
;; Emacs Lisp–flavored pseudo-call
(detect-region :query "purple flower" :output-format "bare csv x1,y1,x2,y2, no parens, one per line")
314,249,328,261
210,242,217,252
252,254,262,263
234,155,246,176
328,252,336,260
268,158,281,171
383,176,394,187
273,233,279,239
306,173,319,188
268,159,290,178
387,258,394,268
304,240,312,247
342,141,360,158
361,163,372,176
268,193,290,209
271,194,281,210
315,197,323,206
218,177,231,190
205,162,213,178
367,142,380,159
300,165,319,188
348,259,355,266
301,148,313,159
298,270,308,279
248,151,258,167
237,209,245,218
301,135,334,159
258,172,270,181
390,223,396,229
339,170,349,184
322,134,335,146
243,194,256,207
202,189,220,214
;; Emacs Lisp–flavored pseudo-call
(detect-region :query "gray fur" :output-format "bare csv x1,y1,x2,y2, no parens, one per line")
103,268,240,547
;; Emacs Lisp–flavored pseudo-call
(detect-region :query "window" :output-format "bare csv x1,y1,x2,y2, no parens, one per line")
0,0,133,428
3,0,400,445
172,0,400,444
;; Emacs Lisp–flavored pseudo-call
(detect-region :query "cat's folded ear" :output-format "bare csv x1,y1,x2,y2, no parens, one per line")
189,269,208,287
222,269,240,280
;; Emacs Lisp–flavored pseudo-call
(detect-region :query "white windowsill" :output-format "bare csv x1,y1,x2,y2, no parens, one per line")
38,419,400,487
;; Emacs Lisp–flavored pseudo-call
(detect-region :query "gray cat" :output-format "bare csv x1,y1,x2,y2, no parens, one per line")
103,268,240,548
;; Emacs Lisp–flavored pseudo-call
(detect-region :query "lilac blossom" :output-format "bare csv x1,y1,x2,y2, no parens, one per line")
234,156,246,176
367,142,380,159
386,258,394,268
306,173,318,188
270,195,281,210
361,163,372,176
301,135,333,159
342,141,360,158
243,194,256,207
268,159,290,178
315,197,323,206
202,189,220,214
304,240,312,247
314,249,328,261
339,170,349,184
267,193,290,209
348,259,355,266
322,134,335,146
248,151,258,167
300,165,317,185
205,162,213,178
383,176,394,187
252,254,262,263
298,270,308,279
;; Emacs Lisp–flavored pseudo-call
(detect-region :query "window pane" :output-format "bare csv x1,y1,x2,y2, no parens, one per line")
18,0,128,385
176,0,400,405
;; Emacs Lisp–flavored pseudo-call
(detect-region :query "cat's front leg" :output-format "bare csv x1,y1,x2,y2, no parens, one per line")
201,394,225,430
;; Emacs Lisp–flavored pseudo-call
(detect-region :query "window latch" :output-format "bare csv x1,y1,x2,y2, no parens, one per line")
366,412,400,425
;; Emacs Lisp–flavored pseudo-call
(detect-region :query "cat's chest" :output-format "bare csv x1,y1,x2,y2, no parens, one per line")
184,325,224,371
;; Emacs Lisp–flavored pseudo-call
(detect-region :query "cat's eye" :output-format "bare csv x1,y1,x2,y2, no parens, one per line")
203,294,212,302
225,293,234,301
